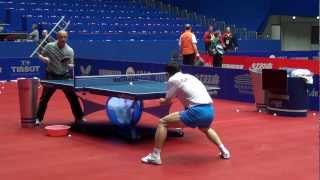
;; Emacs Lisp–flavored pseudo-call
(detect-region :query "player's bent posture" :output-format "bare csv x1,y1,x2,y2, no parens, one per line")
141,62,230,165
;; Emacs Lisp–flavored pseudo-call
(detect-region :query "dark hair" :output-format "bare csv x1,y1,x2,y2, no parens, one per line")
165,61,180,76
185,24,192,30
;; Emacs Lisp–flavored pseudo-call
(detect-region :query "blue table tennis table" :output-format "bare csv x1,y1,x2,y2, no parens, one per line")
40,78,168,100
40,73,220,139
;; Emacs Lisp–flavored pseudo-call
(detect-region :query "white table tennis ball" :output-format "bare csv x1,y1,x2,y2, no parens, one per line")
68,134,72,138
312,113,316,116
273,113,277,116
236,109,240,113
129,82,133,85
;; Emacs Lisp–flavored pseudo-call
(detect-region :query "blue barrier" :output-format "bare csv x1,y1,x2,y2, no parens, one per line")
0,58,44,80
226,50,319,59
0,57,318,111
75,58,318,111
0,40,281,61
0,42,36,58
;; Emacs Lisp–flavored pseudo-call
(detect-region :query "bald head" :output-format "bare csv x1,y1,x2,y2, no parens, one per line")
226,26,231,33
57,30,68,48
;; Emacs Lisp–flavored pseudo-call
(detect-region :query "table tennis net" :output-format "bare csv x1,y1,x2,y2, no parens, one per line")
74,72,168,87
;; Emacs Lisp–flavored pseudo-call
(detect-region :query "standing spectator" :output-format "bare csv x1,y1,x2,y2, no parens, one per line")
39,30,55,54
209,31,225,67
36,30,84,125
179,24,200,65
41,30,49,41
222,26,238,51
203,25,214,53
28,24,39,42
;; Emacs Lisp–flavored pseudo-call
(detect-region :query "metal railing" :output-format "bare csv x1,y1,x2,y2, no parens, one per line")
29,16,70,57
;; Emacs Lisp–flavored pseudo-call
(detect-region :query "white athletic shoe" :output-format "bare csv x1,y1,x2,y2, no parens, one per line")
219,150,231,159
141,153,162,165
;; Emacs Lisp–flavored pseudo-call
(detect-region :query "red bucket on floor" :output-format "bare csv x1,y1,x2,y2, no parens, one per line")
45,125,70,137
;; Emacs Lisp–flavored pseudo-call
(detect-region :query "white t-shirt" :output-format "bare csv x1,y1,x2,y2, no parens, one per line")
166,72,212,107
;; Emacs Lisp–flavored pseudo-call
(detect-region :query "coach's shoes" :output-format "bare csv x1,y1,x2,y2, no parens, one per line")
141,153,162,165
219,150,231,160
34,118,41,126
75,118,87,124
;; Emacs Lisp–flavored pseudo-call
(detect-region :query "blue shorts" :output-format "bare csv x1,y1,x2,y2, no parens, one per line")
180,104,214,128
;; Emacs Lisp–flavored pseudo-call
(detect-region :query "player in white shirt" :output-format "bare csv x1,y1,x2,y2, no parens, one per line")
141,62,230,165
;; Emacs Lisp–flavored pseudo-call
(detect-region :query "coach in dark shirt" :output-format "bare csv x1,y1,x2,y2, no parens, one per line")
36,30,84,125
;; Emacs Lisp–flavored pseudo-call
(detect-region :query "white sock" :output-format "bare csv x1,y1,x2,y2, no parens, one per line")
152,148,161,157
219,144,228,153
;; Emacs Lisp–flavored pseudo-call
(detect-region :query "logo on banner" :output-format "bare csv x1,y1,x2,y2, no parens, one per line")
250,63,272,70
126,66,135,75
10,60,40,73
234,74,252,94
195,74,220,86
80,65,92,75
99,69,121,75
307,88,319,97
222,64,244,69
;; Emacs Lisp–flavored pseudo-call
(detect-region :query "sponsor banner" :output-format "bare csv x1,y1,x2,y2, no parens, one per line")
307,75,319,111
201,54,319,74
0,58,45,80
76,58,319,110
0,58,317,110
225,50,319,60
0,63,6,80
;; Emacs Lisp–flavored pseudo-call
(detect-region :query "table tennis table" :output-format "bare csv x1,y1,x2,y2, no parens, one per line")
40,73,220,139
41,73,169,100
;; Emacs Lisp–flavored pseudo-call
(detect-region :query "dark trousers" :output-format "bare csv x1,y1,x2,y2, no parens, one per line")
37,73,83,121
213,54,223,67
183,53,195,65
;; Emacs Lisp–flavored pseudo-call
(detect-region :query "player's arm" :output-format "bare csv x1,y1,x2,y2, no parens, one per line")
38,53,50,64
192,34,200,58
37,44,50,64
37,45,50,64
67,49,75,69
193,44,199,57
160,80,178,105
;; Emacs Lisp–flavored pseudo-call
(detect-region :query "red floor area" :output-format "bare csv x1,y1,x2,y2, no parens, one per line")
0,82,318,180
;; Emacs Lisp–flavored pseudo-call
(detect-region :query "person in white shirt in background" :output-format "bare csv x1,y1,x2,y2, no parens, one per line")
141,61,230,165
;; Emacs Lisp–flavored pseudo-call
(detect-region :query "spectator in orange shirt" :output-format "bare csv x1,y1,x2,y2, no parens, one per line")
203,25,214,53
179,24,200,65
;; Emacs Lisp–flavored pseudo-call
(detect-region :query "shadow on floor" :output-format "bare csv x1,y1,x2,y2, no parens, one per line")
69,121,184,143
